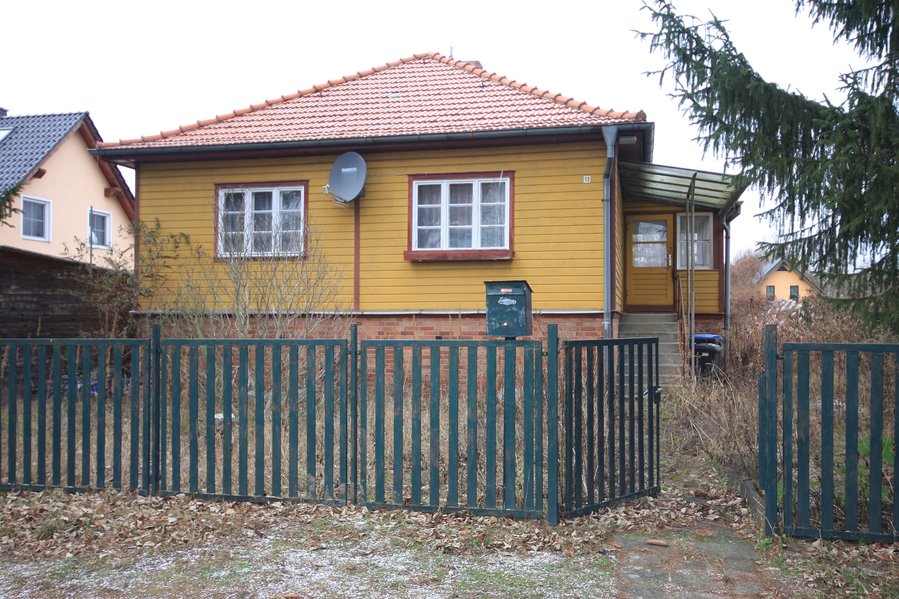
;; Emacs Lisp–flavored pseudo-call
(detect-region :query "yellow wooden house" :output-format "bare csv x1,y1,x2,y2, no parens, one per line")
757,258,822,302
96,53,745,343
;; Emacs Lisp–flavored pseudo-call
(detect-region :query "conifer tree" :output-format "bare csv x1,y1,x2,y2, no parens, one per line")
643,0,899,333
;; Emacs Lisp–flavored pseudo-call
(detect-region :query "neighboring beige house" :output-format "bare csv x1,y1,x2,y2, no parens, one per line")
0,109,135,265
757,258,821,302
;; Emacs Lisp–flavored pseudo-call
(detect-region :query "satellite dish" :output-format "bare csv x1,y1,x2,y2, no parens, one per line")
328,152,367,203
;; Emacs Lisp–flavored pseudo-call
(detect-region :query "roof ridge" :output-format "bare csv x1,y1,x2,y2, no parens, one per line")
431,53,646,122
0,111,87,121
99,53,645,149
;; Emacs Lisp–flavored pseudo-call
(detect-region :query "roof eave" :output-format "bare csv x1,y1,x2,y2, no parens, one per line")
76,117,136,220
93,124,638,166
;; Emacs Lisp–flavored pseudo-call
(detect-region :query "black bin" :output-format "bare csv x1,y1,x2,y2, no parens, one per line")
693,333,723,377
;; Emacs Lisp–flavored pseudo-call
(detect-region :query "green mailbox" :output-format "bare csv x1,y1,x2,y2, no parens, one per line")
485,280,533,338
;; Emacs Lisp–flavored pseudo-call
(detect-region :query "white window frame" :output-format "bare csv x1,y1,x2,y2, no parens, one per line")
20,196,51,242
88,208,112,249
676,212,714,270
217,185,305,258
411,176,510,251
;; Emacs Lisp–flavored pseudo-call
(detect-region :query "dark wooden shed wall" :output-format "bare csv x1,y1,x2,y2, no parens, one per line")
0,247,107,337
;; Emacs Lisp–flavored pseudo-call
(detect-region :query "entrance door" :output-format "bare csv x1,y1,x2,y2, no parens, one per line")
625,215,674,309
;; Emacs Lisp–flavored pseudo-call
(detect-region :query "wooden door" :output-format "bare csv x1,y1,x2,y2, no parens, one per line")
625,214,674,309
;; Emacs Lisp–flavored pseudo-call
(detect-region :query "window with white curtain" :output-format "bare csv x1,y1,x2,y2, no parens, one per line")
412,176,510,251
218,185,305,257
676,213,713,269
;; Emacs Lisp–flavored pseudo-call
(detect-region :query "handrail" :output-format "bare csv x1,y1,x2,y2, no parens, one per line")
674,273,689,377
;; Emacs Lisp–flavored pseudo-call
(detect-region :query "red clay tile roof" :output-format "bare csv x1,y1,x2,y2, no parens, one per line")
101,53,646,150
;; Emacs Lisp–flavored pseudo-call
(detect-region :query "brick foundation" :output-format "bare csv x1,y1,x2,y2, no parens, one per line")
139,311,730,342
351,312,608,343
140,312,621,342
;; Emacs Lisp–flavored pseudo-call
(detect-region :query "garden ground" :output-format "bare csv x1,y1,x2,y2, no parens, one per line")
0,452,894,598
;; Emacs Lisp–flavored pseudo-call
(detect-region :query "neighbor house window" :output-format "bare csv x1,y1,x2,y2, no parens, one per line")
676,213,713,269
88,209,112,248
217,183,306,257
407,173,512,260
766,285,775,301
21,196,50,241
790,285,800,301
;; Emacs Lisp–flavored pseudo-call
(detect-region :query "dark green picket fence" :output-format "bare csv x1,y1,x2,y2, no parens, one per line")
157,336,350,504
0,338,151,492
0,324,662,523
358,335,551,518
760,325,898,542
562,338,661,516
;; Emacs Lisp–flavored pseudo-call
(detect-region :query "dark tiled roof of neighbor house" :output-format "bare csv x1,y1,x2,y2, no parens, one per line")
0,112,87,193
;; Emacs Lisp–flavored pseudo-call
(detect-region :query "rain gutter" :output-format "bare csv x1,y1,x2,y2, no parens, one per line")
93,125,619,165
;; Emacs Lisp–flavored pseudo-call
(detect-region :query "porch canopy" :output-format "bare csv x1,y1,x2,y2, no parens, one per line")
618,160,746,218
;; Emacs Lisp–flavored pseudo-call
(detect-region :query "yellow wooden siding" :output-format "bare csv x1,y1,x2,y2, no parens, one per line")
138,142,607,312
677,270,720,313
139,156,355,311
614,166,625,311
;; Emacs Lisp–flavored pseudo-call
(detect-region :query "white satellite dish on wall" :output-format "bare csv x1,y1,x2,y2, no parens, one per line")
328,152,367,203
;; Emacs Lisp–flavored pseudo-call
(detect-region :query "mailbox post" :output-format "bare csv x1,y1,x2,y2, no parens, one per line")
485,280,533,338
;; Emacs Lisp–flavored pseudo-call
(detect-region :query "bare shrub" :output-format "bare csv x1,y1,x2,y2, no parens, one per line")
677,260,898,516
158,222,344,340
664,378,759,481
61,220,187,338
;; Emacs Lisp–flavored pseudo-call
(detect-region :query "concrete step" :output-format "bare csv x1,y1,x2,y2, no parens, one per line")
618,327,679,342
619,313,677,324
617,313,683,386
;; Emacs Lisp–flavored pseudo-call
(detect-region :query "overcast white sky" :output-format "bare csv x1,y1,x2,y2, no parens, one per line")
0,0,864,256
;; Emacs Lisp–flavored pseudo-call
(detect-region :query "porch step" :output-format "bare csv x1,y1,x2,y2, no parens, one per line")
617,312,677,323
618,313,682,384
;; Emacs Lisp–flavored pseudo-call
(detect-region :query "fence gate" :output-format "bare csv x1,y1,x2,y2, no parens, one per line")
759,325,898,542
357,337,549,518
561,338,661,516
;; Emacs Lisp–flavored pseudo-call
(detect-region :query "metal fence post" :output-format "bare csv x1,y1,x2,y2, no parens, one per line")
350,323,359,506
762,324,778,536
151,323,162,495
546,323,560,525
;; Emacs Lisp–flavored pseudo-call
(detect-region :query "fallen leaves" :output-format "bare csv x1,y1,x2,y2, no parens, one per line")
0,479,751,563
0,474,892,599
0,489,334,560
